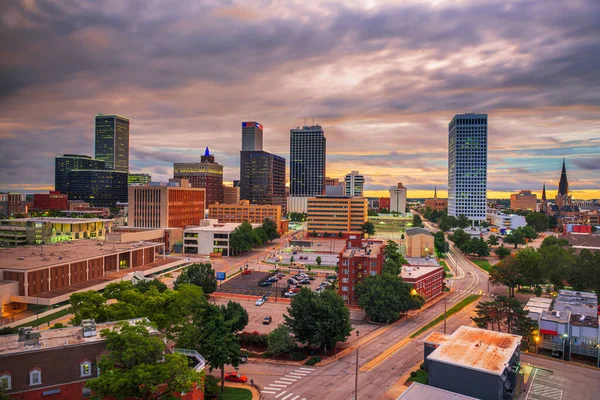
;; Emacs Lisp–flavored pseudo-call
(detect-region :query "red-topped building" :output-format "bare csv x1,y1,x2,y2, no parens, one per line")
338,239,385,305
32,191,69,211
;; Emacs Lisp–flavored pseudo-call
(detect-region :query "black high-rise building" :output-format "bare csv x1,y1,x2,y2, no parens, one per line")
67,169,128,207
95,114,130,172
240,151,286,209
290,125,326,196
54,154,105,193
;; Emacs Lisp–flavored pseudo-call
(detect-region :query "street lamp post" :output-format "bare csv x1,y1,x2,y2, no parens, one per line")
443,297,447,334
354,330,360,400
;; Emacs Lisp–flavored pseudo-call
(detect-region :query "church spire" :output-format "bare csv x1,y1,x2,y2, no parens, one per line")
541,181,546,201
558,158,568,196
434,185,437,199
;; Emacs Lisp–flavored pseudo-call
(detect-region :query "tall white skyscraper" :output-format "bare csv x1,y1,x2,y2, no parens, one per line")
344,171,365,197
389,182,407,214
448,113,488,223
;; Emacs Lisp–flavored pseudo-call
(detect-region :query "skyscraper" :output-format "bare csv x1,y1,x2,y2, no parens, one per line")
174,147,224,205
68,169,128,207
389,182,407,214
95,114,130,172
290,125,326,197
55,154,105,193
241,121,263,151
448,113,488,223
240,151,286,209
344,171,365,197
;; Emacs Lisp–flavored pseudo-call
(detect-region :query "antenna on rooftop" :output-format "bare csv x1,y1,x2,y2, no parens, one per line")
304,117,307,125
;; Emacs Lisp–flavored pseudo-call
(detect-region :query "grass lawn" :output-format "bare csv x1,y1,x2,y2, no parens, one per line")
406,369,428,385
15,308,72,328
471,259,493,273
218,387,252,400
438,260,453,278
410,294,480,338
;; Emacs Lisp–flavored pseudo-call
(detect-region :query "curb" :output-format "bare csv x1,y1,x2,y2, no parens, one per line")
523,352,600,371
379,360,423,400
223,381,261,400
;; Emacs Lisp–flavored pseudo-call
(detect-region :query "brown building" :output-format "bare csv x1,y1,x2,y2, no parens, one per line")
379,197,390,211
222,185,240,204
208,201,285,233
510,190,537,211
325,177,341,187
173,147,224,205
405,227,435,258
32,191,69,211
338,239,385,304
424,186,448,212
7,193,25,216
401,264,444,301
128,179,205,229
306,196,368,237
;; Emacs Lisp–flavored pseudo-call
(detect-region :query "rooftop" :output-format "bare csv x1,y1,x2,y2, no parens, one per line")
570,313,599,328
425,326,522,376
184,221,260,233
340,241,383,259
423,332,452,346
540,310,571,323
0,240,161,271
397,382,478,400
0,318,154,356
0,217,112,224
555,289,598,311
401,265,442,280
405,227,433,237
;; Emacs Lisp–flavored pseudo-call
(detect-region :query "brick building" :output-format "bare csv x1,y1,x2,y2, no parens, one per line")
306,196,368,237
424,186,448,212
173,147,224,206
32,191,69,211
510,190,537,211
338,239,385,304
379,197,390,211
208,201,286,233
400,264,444,302
405,227,434,258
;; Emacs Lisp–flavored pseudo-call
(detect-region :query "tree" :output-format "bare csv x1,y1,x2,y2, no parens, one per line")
490,257,522,297
316,256,322,266
290,256,295,263
262,218,280,241
177,304,240,390
70,291,107,325
267,324,296,355
254,226,269,245
412,214,424,228
514,247,543,288
540,236,569,249
368,209,379,216
220,301,249,334
434,231,449,254
361,221,376,236
284,288,351,351
494,245,511,259
382,240,406,275
86,320,202,400
468,237,490,257
355,275,424,323
504,229,525,249
457,214,471,229
312,230,318,238
487,235,499,246
174,263,217,295
134,279,168,294
520,226,537,241
0,381,9,400
448,229,470,249
525,212,549,232
539,244,574,289
570,250,596,292
337,231,343,238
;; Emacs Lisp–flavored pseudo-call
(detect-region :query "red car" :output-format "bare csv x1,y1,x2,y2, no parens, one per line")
242,269,251,275
290,288,301,293
225,372,248,383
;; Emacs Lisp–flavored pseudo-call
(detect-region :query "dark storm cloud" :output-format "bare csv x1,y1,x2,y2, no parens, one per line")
573,159,600,171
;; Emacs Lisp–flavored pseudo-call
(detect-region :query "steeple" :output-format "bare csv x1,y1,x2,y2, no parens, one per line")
541,182,546,201
558,158,568,196
434,186,437,199
204,146,210,157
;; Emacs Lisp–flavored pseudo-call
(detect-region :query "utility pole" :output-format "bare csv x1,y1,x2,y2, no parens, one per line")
354,330,360,400
443,298,447,334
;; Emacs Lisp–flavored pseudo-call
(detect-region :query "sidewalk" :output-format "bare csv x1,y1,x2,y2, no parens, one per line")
223,382,260,400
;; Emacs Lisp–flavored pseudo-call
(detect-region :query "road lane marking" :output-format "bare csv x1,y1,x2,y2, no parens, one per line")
264,387,281,391
298,367,315,371
270,384,288,387
281,393,294,400
275,391,287,398
262,391,277,394
283,376,299,380
289,372,307,376
290,396,299,400
274,381,291,385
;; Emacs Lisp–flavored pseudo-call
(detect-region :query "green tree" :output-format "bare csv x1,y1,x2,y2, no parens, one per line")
86,320,202,400
504,229,525,249
382,240,407,275
220,300,249,334
434,231,449,254
490,257,522,297
70,291,107,325
448,229,470,249
177,304,240,390
312,230,318,238
570,249,595,291
494,245,511,259
438,216,451,231
520,226,537,241
525,212,549,232
267,324,296,355
134,279,168,294
262,218,280,241
361,221,376,236
471,237,490,257
284,288,351,351
515,247,543,288
174,263,218,295
539,244,574,289
337,231,343,238
368,209,379,216
412,214,424,228
540,236,569,249
316,256,322,266
457,214,471,229
0,381,9,400
487,235,499,246
290,255,295,263
254,226,269,245
355,274,424,323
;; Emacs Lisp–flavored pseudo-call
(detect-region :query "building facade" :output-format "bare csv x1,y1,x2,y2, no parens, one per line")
424,186,448,212
54,154,105,194
183,220,260,256
448,113,488,223
379,197,390,211
486,213,527,230
94,114,130,172
128,179,205,229
208,201,285,232
290,125,326,197
128,173,152,185
67,170,128,208
239,151,286,209
0,217,112,246
389,182,407,214
222,185,240,204
306,196,367,237
241,121,263,151
344,171,365,197
405,227,434,258
338,239,385,304
174,147,224,205
510,190,537,211
32,191,69,211
401,265,444,301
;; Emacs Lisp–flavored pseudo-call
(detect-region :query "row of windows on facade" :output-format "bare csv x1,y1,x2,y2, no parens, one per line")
0,362,93,390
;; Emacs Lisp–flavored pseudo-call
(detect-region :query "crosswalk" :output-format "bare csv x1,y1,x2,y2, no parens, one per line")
261,367,315,399
455,289,496,297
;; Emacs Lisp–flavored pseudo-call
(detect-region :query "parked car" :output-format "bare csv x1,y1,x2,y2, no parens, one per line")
267,277,279,283
315,287,324,293
551,350,561,358
299,279,311,284
241,269,251,275
225,372,248,383
277,273,285,278
255,298,266,306
239,355,249,363
284,291,297,297
288,278,298,285
263,316,272,325
308,276,315,280
260,281,273,287
290,288,301,293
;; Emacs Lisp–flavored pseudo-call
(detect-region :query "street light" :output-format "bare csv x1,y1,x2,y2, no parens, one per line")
354,330,360,400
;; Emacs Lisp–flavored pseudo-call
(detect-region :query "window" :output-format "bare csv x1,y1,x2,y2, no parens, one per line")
0,374,11,390
370,271,377,276
82,387,92,398
29,368,41,386
81,361,92,377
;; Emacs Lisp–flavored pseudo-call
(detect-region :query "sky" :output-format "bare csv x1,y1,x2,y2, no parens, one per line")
0,0,599,199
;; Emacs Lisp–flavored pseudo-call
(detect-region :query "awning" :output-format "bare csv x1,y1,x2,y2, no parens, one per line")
540,329,558,335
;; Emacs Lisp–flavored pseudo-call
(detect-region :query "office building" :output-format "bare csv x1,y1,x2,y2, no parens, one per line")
424,186,448,212
486,213,527,230
306,196,367,237
448,113,488,224
325,177,342,188
239,151,286,209
389,182,407,214
68,169,128,208
54,154,105,194
379,197,390,211
510,190,537,211
405,227,434,258
94,114,130,172
183,219,260,256
400,264,444,302
5,193,26,217
344,171,365,197
128,173,152,186
223,185,240,204
424,326,522,400
289,125,326,213
242,121,263,151
338,239,385,304
128,179,205,229
208,201,285,233
0,217,113,246
174,147,224,205
32,191,69,211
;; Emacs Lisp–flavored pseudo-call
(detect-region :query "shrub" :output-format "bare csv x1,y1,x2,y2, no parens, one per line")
204,375,220,395
410,371,417,378
290,351,307,361
419,363,425,370
305,356,322,366
239,331,269,347
50,323,66,329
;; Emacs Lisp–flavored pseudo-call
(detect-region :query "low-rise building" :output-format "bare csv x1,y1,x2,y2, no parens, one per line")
379,197,390,211
568,313,600,364
397,382,477,400
400,264,444,302
424,326,522,400
510,190,537,211
32,191,69,211
538,309,571,356
555,289,598,317
565,232,600,253
223,185,240,204
405,227,434,258
306,196,368,238
0,217,113,246
424,198,448,212
208,200,285,233
338,239,385,304
486,213,527,230
183,220,260,256
524,297,553,321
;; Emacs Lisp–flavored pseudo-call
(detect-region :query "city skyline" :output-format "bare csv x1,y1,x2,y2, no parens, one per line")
0,0,598,199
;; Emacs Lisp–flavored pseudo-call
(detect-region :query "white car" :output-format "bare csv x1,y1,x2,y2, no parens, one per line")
255,298,265,306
